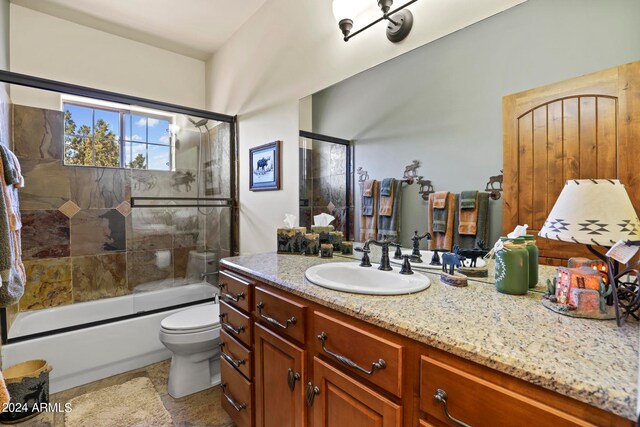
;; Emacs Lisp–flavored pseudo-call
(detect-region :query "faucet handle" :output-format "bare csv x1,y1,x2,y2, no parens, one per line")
399,255,414,275
390,243,403,260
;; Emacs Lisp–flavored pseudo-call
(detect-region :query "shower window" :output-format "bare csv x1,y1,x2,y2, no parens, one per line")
63,100,174,171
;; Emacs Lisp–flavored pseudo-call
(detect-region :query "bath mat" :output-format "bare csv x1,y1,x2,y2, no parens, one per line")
65,377,172,427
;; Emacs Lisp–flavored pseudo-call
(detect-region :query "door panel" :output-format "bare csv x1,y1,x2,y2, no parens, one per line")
504,61,640,264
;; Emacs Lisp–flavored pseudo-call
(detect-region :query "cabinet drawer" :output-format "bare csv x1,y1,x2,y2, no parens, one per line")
219,270,253,313
221,357,254,427
220,329,253,380
420,355,591,427
312,311,403,397
220,301,252,348
254,286,306,344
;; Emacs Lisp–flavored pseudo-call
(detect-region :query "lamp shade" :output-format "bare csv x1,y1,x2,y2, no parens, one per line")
332,0,370,23
539,179,640,246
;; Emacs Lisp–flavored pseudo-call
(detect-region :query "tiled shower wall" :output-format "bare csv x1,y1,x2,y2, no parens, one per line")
12,104,232,312
299,141,353,238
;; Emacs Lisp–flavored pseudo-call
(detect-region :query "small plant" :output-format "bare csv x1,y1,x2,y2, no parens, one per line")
546,278,556,296
598,278,613,313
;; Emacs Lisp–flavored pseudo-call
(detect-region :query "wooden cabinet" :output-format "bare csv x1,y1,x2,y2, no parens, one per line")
219,270,254,312
254,323,306,427
309,357,402,427
219,267,634,427
220,300,253,347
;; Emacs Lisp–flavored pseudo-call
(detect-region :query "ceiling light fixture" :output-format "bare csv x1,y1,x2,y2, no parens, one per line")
332,0,418,43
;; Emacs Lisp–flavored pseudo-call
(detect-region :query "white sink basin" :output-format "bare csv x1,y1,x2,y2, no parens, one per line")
389,249,486,270
304,262,431,295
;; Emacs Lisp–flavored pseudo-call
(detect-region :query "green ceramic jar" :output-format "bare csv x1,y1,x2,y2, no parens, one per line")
495,237,529,295
522,234,539,288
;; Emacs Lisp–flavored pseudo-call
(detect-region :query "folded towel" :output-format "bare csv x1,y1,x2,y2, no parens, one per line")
378,180,402,242
460,190,477,209
459,192,479,235
360,180,378,241
362,180,374,197
433,191,448,209
7,151,24,189
432,191,449,233
428,192,456,251
379,178,395,216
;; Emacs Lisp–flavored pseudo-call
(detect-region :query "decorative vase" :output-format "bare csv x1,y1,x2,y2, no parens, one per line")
522,234,539,288
495,237,529,295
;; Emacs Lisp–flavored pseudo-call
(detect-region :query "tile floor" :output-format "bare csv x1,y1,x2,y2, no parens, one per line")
16,360,234,426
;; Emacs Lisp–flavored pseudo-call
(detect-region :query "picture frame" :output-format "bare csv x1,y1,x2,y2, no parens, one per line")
249,140,281,191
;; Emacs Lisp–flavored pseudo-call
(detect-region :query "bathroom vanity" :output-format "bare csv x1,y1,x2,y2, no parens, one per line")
218,253,638,427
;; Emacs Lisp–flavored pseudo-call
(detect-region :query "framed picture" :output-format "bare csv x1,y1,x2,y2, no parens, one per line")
249,141,281,191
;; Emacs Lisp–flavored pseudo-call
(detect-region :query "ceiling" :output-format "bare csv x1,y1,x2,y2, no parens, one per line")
10,0,269,60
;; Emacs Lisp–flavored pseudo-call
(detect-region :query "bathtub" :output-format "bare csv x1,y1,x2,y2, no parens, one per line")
2,282,216,393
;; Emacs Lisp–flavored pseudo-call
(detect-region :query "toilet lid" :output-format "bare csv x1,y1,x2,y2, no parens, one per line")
161,304,219,331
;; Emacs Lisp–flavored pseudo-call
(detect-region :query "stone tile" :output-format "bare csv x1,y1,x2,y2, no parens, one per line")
174,246,198,280
330,143,347,176
13,104,64,161
172,208,200,248
130,169,198,199
70,209,126,256
58,200,81,218
312,176,331,209
126,208,173,251
127,249,174,289
312,144,330,179
20,258,72,311
19,159,71,210
115,201,131,217
70,167,127,209
330,174,347,208
161,386,233,427
72,253,128,303
21,210,70,260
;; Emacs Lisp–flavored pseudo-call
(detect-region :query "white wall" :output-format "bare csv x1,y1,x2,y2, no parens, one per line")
0,0,8,71
206,0,526,254
9,4,205,108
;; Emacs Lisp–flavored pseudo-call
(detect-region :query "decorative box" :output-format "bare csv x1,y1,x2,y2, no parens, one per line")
329,231,344,251
341,241,353,255
303,233,320,256
312,225,334,245
277,227,307,254
320,244,334,258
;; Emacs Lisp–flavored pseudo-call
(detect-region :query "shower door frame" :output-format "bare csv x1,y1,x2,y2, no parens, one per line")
0,70,239,344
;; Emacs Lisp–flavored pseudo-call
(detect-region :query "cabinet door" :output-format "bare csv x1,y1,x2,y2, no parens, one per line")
310,357,401,427
254,322,306,427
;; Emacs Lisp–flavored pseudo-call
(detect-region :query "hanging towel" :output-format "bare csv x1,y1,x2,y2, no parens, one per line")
454,192,490,250
460,191,477,209
379,178,395,216
428,192,456,252
458,191,479,235
360,180,378,242
361,180,376,216
0,145,19,187
432,191,449,233
378,180,402,242
433,191,448,209
7,151,24,189
0,146,25,307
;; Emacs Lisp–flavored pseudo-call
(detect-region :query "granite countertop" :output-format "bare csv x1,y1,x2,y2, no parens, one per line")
221,253,639,421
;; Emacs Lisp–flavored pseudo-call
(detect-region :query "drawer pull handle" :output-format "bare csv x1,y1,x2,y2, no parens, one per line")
305,382,320,407
219,314,246,336
219,343,246,369
256,302,297,329
317,331,386,375
219,283,246,303
434,389,471,427
221,384,246,412
287,368,301,392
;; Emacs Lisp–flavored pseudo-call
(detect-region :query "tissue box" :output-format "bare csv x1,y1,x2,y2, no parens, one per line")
277,227,307,254
303,233,320,256
312,225,334,245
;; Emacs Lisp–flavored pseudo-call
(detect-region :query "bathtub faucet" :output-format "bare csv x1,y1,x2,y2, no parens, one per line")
200,271,219,280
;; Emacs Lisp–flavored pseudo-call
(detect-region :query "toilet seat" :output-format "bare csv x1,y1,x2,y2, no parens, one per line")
160,304,219,334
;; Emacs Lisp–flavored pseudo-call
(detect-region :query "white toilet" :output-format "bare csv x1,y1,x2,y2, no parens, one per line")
159,303,222,398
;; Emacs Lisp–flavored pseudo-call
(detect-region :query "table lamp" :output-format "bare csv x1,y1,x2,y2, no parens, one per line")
539,179,640,325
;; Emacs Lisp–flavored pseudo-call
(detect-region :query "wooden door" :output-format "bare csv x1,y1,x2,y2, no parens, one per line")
254,323,306,427
311,357,401,427
503,61,640,265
